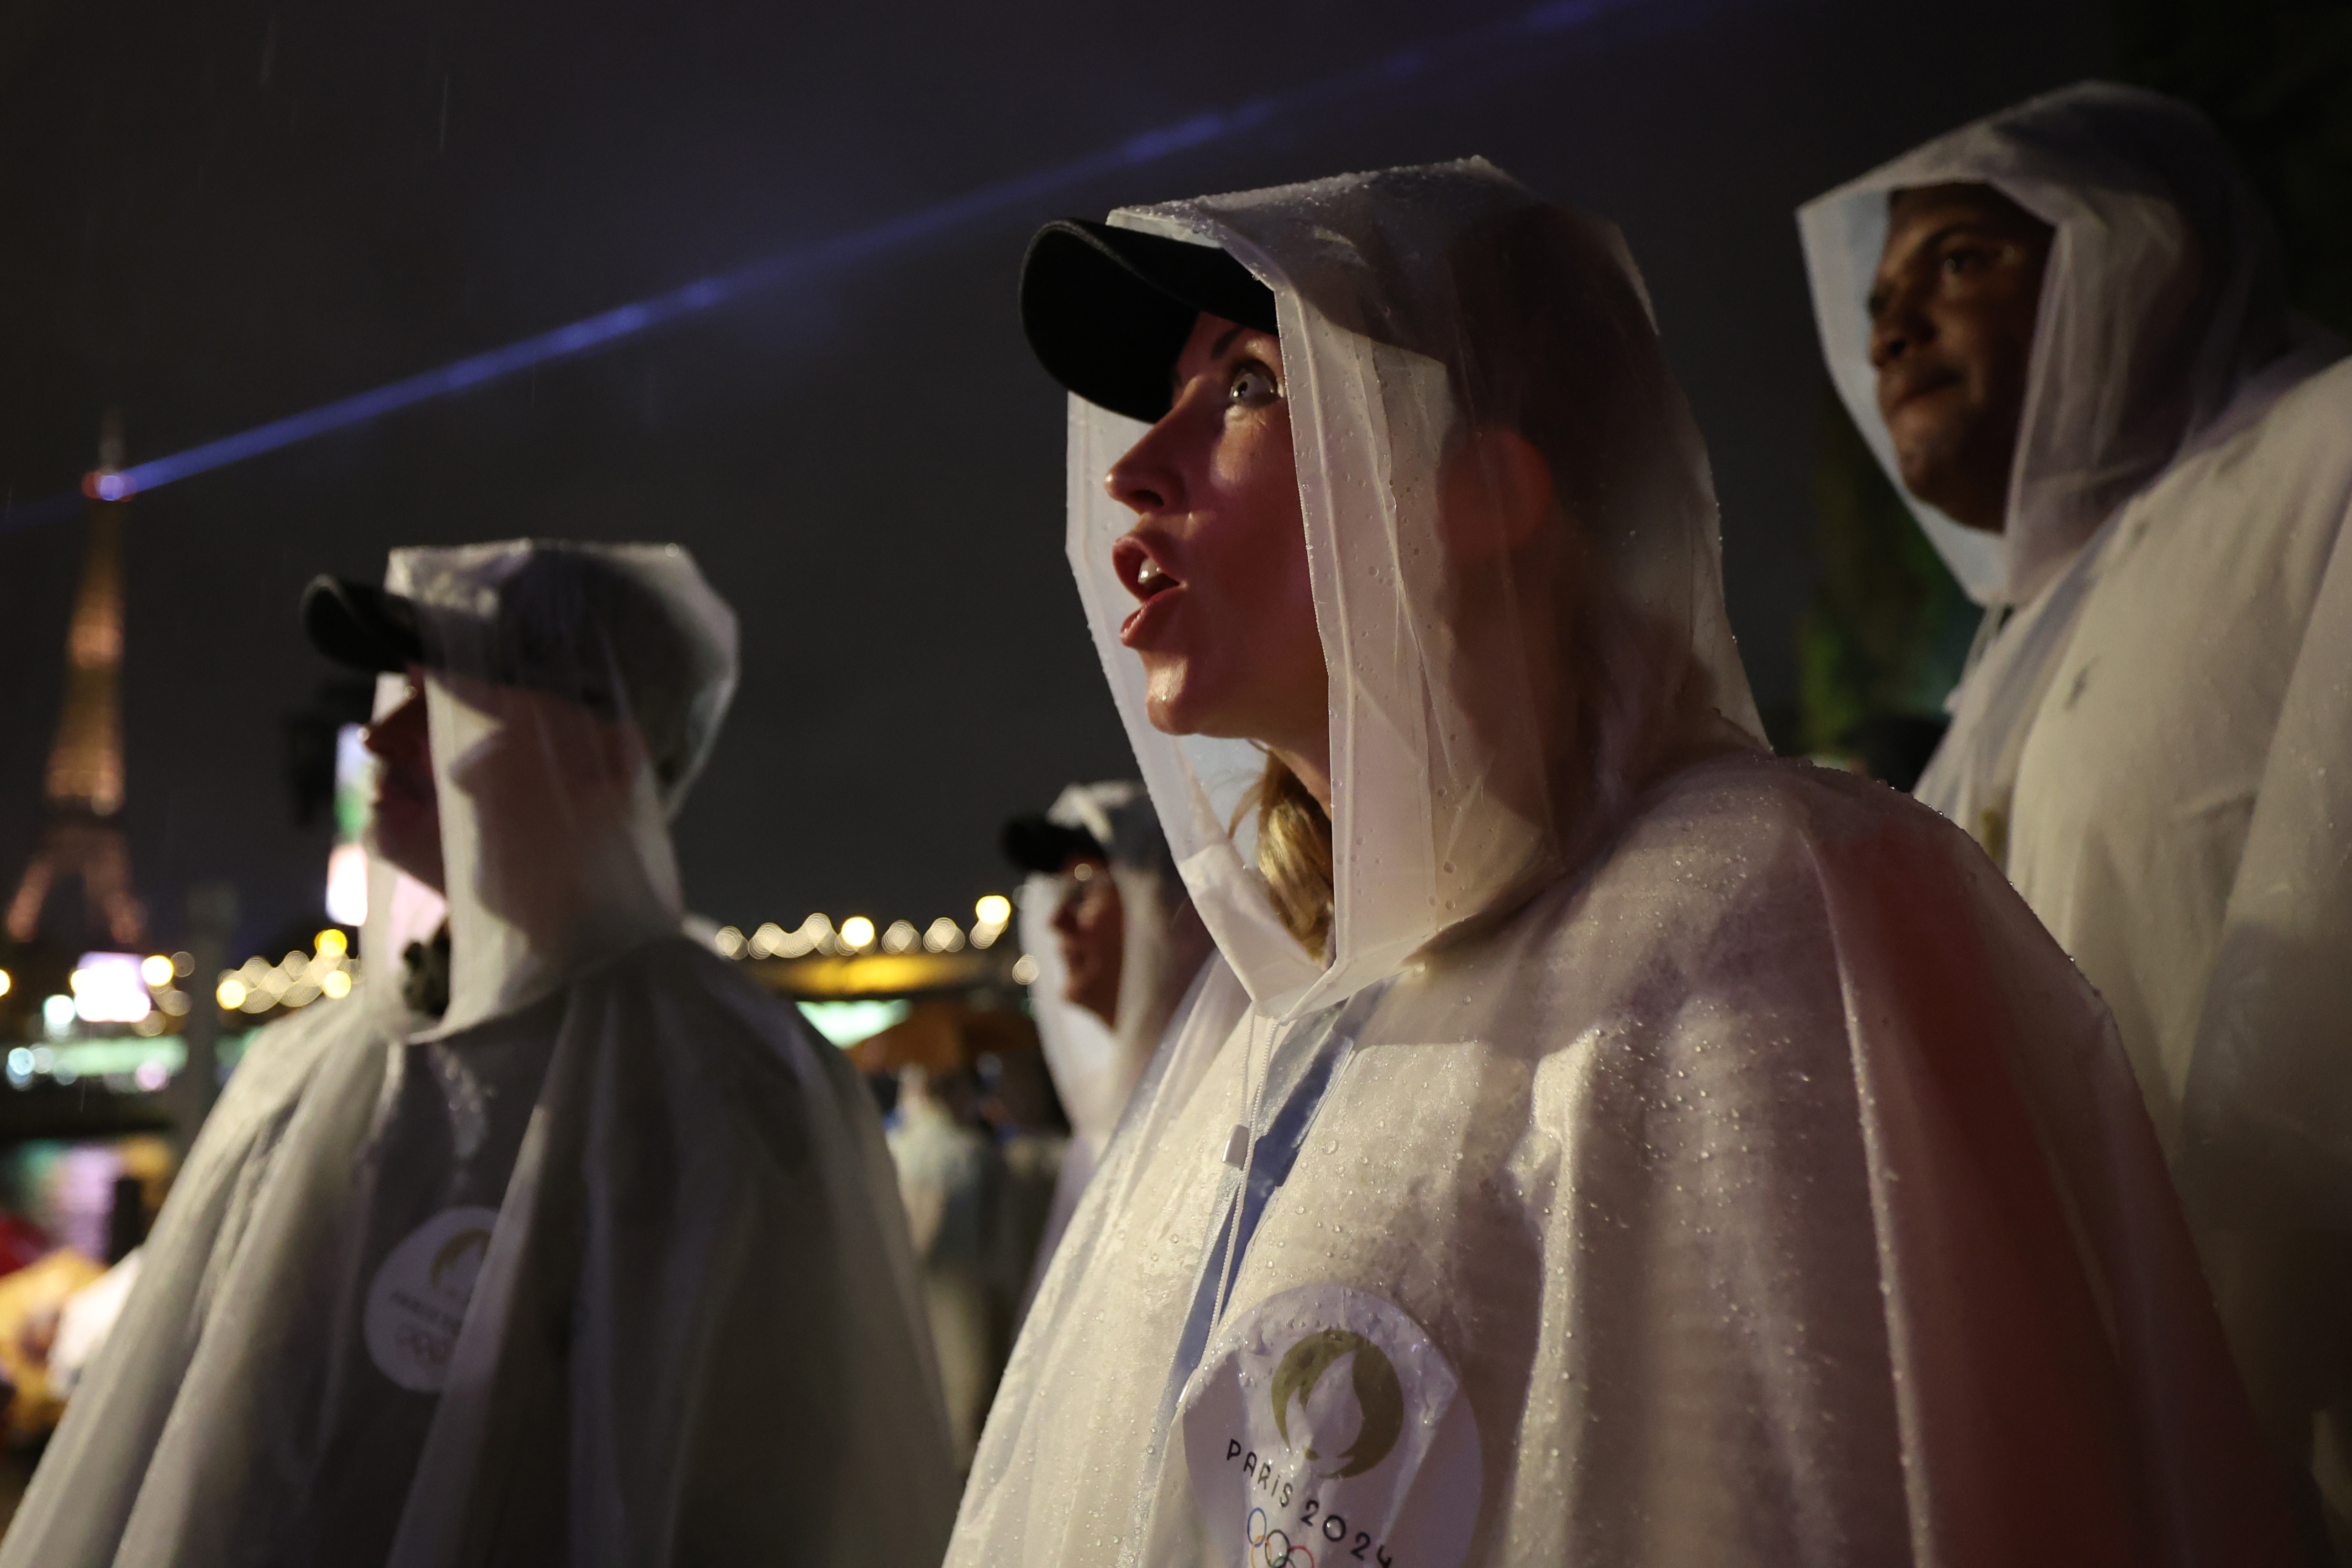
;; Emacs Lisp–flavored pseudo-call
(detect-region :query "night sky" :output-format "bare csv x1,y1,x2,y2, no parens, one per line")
0,0,2107,958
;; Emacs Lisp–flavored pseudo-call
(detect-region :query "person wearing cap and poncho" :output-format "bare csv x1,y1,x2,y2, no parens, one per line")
1000,783,1213,1311
949,160,2299,1567
0,541,957,1568
1799,84,2352,1547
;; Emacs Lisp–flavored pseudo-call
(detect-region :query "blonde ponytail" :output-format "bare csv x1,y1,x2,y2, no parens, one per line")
1250,752,1334,957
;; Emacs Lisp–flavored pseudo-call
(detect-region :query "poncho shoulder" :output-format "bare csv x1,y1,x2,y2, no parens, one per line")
1414,749,2078,1074
1342,751,2289,1565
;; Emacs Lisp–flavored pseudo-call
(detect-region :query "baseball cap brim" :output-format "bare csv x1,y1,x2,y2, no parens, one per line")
301,575,424,674
1019,219,1279,423
1001,814,1106,876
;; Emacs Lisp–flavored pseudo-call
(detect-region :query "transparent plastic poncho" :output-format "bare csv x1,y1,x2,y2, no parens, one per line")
1801,86,2352,1509
955,161,2294,1568
3,542,957,1568
1800,85,2352,1203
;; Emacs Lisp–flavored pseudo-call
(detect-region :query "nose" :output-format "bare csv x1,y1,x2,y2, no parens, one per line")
364,690,430,764
1869,280,1933,372
1104,401,1194,518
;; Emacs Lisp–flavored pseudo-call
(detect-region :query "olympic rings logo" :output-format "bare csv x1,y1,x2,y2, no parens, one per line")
1248,1507,1315,1568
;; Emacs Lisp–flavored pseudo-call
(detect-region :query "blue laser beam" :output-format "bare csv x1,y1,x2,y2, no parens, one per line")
1,0,1744,534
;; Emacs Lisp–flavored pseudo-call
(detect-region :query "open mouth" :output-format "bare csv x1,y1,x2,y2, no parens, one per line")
1113,538,1184,645
1133,559,1179,600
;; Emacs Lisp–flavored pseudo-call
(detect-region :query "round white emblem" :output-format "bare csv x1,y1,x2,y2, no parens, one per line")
1181,1284,1481,1568
363,1205,500,1392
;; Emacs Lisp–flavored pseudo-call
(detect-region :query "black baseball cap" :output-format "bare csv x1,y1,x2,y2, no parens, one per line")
1019,218,1278,423
301,576,424,674
300,551,714,795
1001,814,1106,876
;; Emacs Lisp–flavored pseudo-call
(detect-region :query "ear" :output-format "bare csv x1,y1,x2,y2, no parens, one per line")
1438,427,1558,564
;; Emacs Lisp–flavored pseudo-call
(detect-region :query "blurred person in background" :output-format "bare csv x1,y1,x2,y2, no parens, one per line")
950,159,2298,1565
0,541,955,1568
1001,782,1210,1307
887,1062,1004,1473
971,1048,1066,1326
1803,83,2352,1547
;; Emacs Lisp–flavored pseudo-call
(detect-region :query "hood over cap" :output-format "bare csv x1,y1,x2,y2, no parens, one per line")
1799,81,2306,609
363,540,739,1038
1055,157,1764,1022
1013,782,1209,1151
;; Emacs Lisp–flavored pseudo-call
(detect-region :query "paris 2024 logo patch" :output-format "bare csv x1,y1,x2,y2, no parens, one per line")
1181,1284,1481,1568
364,1205,499,1392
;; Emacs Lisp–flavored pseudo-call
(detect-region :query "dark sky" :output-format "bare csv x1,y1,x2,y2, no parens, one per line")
0,0,2107,958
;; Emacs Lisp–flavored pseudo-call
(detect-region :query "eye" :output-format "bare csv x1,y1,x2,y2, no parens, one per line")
1941,244,1993,277
1226,360,1279,409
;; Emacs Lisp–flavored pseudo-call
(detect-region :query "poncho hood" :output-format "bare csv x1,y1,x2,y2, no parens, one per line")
362,540,738,1038
1064,158,1764,1022
1799,81,2301,608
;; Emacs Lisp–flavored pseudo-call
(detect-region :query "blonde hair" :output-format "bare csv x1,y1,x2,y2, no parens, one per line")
1249,752,1334,956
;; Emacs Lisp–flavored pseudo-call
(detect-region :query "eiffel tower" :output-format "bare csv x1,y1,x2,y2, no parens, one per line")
7,417,146,950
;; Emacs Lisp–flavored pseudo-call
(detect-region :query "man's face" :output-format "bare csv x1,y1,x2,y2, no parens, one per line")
362,673,445,893
1868,183,2054,532
1048,854,1125,1029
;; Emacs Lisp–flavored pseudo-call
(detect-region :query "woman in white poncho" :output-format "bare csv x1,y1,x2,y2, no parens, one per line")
0,542,957,1568
952,160,2295,1566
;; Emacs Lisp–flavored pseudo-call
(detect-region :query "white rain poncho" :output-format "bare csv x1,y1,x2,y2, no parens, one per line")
953,159,2296,1567
1014,780,1214,1295
1,541,957,1568
1801,84,2352,1493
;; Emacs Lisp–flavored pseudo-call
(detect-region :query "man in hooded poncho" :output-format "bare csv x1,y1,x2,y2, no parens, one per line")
1800,83,2352,1539
1003,780,1213,1306
950,159,2299,1567
0,541,958,1568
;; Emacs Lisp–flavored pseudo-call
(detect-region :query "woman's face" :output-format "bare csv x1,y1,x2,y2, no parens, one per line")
1105,312,1328,776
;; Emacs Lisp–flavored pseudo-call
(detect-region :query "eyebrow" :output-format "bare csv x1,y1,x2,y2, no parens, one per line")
1870,219,2010,314
1169,322,1261,399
